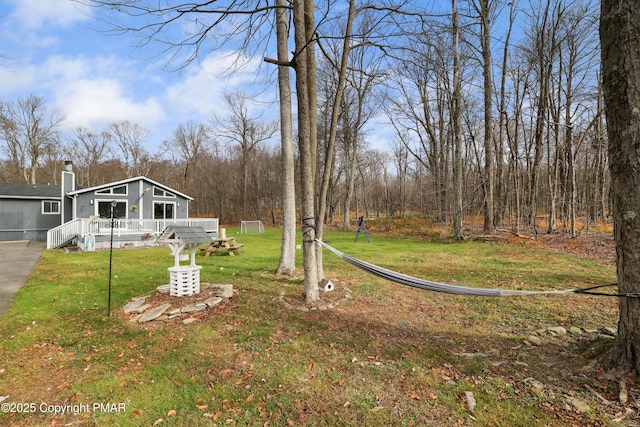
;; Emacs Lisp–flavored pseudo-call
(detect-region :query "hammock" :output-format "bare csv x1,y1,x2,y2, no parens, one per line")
316,239,599,297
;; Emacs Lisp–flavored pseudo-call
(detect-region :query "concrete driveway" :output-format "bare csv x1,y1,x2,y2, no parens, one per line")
0,241,46,318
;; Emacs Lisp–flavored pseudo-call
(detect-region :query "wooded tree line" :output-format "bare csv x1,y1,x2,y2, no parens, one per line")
0,0,605,237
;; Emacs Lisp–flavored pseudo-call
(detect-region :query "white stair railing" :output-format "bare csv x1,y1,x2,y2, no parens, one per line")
47,218,83,249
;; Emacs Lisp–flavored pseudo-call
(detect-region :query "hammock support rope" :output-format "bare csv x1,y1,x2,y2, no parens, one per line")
316,239,623,298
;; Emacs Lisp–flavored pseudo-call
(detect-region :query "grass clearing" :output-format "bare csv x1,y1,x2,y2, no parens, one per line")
0,227,623,426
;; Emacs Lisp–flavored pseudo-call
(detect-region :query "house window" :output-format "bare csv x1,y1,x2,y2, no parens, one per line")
154,202,175,219
97,201,127,218
96,185,128,196
42,200,60,214
153,187,176,198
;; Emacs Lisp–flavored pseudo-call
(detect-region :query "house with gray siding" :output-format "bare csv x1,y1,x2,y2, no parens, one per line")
0,162,218,249
0,182,63,242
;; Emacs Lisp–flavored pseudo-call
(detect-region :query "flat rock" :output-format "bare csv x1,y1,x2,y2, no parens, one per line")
183,317,198,325
205,296,223,308
565,396,590,412
138,303,171,322
548,326,567,336
213,284,234,298
567,326,582,335
527,335,543,346
182,303,207,313
123,300,151,314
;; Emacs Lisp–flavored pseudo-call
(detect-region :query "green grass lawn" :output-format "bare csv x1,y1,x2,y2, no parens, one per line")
0,228,620,426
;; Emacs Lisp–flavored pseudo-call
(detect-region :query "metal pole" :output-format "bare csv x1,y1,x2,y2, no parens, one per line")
107,200,116,317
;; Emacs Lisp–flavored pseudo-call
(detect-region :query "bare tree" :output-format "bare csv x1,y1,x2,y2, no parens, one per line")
271,0,297,276
210,91,278,219
69,127,111,186
452,0,464,239
558,1,599,236
384,30,454,224
524,0,564,232
470,0,496,233
392,136,410,218
163,120,209,189
314,0,356,285
339,13,384,231
0,94,63,184
294,0,320,303
107,120,154,178
495,0,517,228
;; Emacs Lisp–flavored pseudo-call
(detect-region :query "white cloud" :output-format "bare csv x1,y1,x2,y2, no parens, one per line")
0,64,37,93
57,78,164,130
164,51,267,120
2,54,165,138
7,0,90,28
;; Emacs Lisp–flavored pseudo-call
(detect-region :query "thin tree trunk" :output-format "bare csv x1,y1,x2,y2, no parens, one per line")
316,0,356,283
452,0,464,240
478,0,494,233
496,2,515,228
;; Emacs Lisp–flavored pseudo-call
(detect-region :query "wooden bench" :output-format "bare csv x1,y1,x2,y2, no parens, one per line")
201,243,244,256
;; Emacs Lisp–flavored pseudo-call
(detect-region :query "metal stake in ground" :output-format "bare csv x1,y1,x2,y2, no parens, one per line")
107,200,117,317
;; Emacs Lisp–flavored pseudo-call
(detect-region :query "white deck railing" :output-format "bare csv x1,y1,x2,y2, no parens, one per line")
47,218,219,249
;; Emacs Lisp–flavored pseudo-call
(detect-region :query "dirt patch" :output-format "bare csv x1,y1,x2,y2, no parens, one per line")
472,229,616,265
535,232,616,264
279,279,353,311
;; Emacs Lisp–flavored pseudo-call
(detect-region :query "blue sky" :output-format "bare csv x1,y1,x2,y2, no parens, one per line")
0,0,280,153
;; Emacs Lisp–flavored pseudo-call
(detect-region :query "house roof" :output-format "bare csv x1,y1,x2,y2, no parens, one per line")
0,182,61,199
156,226,212,244
67,176,193,200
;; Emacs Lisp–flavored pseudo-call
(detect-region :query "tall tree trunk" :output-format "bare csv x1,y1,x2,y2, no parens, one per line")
274,0,296,275
294,0,319,304
478,0,494,233
452,0,464,240
496,2,515,228
601,0,640,373
343,145,357,230
596,78,608,223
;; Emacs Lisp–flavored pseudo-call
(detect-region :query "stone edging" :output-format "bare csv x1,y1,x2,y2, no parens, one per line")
123,283,234,324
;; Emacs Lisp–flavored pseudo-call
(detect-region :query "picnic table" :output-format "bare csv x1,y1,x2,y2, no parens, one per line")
201,236,244,257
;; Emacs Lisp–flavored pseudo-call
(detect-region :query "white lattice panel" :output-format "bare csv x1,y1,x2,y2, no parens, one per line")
168,266,202,297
